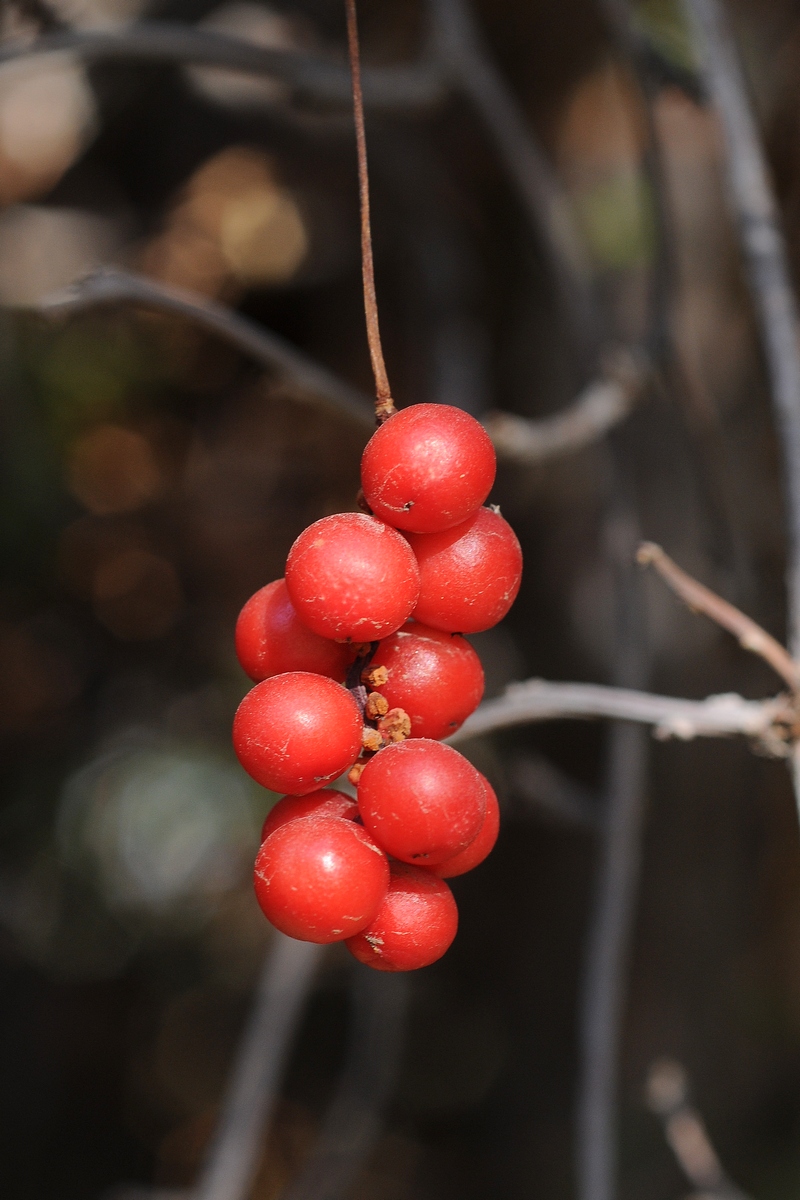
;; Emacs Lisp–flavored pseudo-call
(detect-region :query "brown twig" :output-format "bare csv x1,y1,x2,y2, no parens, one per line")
345,0,395,423
637,542,800,691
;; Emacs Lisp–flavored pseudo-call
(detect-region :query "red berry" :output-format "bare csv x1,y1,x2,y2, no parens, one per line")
360,403,496,533
254,814,389,943
407,507,522,633
233,672,362,795
285,513,420,642
369,622,484,740
432,775,500,878
357,739,486,864
235,579,350,683
261,788,359,842
345,862,458,970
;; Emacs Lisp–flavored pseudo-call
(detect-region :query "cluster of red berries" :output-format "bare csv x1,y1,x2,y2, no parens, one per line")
232,403,522,971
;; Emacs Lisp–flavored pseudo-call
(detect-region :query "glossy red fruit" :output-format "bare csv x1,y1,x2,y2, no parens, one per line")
369,622,484,740
254,814,389,943
235,579,350,683
407,507,522,633
357,739,486,865
260,788,359,843
432,775,500,878
360,403,496,533
285,513,420,642
233,672,362,795
345,862,458,970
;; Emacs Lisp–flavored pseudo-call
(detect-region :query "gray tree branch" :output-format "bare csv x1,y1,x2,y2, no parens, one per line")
577,498,650,1200
681,0,800,658
194,935,323,1200
449,679,792,753
429,0,599,357
36,267,375,430
0,24,447,110
484,349,648,465
279,969,409,1200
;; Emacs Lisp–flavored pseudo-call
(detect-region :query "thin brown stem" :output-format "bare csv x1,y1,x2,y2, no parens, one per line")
637,542,800,691
345,0,395,422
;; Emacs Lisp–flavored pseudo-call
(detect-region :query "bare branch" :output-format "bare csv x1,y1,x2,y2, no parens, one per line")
579,726,649,1200
36,267,375,430
448,679,792,753
429,0,598,356
195,935,323,1200
638,542,800,691
485,349,648,465
0,25,447,110
646,1059,752,1200
681,0,800,661
279,968,409,1200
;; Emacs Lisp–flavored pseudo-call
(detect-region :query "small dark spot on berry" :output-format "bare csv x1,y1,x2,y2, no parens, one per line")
403,500,415,510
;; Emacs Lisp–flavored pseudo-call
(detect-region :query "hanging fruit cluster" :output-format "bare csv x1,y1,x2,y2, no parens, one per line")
232,404,522,971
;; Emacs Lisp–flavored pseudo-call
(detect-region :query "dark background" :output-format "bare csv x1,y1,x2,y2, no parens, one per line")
2,0,800,1196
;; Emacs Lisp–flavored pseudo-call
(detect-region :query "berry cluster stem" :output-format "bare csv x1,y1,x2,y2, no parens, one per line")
345,0,396,424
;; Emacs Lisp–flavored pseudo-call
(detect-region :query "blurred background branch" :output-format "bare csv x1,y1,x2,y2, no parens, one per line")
0,24,448,109
682,0,800,657
485,347,649,465
194,935,321,1200
577,487,650,1200
37,267,376,428
646,1059,752,1200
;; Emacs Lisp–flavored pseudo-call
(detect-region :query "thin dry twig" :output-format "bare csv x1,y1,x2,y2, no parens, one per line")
195,935,323,1200
429,0,598,358
0,25,447,110
485,348,649,464
637,542,800,691
345,0,394,422
448,679,792,754
646,1059,752,1200
35,267,375,430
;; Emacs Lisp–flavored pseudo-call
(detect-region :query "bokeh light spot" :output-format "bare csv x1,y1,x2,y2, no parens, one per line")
66,424,163,515
0,54,96,203
92,549,183,639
